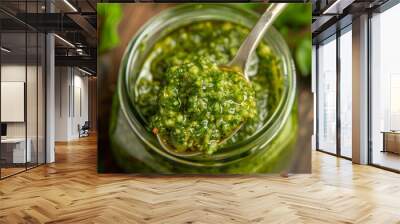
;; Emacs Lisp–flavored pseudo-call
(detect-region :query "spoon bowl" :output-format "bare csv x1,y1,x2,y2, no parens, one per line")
155,122,244,157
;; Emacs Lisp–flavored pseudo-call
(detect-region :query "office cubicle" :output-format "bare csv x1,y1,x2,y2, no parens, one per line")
0,1,46,179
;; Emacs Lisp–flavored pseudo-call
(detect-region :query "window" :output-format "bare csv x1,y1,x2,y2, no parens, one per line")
370,3,400,171
0,1,47,179
339,27,352,158
317,35,337,154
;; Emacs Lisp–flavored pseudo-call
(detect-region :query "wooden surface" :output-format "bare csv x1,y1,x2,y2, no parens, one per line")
0,167,25,178
0,135,400,223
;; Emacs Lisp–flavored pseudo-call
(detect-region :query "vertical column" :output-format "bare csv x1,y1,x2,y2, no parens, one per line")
336,30,341,157
352,14,369,164
0,21,2,179
46,1,55,163
312,45,317,151
46,33,55,163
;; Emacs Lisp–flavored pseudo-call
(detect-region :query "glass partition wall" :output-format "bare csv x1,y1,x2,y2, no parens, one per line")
0,2,46,179
339,26,352,159
315,0,400,172
370,3,400,171
317,35,337,155
316,25,353,159
0,30,27,177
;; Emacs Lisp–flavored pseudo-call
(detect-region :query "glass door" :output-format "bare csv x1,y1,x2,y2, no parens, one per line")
339,26,352,158
27,30,38,169
317,35,337,154
1,30,28,178
38,32,46,165
0,1,46,179
370,3,400,171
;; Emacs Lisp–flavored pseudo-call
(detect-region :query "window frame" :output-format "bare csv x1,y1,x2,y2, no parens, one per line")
315,21,353,160
367,0,400,173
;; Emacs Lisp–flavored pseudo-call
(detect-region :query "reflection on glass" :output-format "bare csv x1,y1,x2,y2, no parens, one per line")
371,4,400,171
1,31,27,177
0,1,47,179
339,28,352,158
38,33,46,165
317,36,337,154
27,31,38,169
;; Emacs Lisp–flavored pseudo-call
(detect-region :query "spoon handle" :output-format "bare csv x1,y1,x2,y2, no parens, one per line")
228,3,287,71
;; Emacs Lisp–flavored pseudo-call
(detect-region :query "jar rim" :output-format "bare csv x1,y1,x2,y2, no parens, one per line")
117,4,296,166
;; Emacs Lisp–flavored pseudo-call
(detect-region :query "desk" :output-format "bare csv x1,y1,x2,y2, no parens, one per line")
1,138,31,163
382,131,400,154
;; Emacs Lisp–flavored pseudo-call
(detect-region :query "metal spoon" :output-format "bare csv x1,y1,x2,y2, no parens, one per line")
220,3,287,80
156,3,287,156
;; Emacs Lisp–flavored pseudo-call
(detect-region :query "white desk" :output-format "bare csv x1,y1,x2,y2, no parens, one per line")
1,138,31,163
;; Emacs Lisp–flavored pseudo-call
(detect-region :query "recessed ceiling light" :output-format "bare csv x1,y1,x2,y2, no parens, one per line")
322,0,355,15
78,67,93,76
63,0,78,12
1,47,11,53
54,34,75,48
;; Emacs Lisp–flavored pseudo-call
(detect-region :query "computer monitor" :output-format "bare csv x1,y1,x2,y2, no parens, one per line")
1,123,7,137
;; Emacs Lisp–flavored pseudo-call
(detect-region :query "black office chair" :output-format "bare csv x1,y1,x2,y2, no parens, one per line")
79,121,90,138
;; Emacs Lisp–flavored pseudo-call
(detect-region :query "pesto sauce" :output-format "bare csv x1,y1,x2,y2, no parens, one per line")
135,21,283,154
151,58,256,154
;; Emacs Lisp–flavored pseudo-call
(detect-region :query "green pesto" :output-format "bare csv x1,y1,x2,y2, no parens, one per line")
150,58,257,154
135,21,283,154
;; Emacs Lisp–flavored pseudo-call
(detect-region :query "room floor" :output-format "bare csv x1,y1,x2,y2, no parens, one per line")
0,167,25,177
1,162,43,178
372,150,400,171
0,135,399,223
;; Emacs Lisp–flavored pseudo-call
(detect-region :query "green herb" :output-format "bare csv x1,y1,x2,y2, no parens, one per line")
135,21,284,154
98,3,123,54
151,58,257,154
274,4,312,77
295,37,312,77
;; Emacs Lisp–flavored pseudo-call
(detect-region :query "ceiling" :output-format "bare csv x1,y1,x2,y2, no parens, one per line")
1,32,45,63
312,0,389,42
0,0,96,14
0,0,98,74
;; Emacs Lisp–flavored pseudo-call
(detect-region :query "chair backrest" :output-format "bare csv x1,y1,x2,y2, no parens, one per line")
82,121,90,129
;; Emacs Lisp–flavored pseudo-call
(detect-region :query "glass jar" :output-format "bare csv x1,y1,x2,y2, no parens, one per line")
109,4,297,174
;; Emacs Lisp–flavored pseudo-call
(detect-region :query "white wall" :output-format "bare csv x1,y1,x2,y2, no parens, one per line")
1,65,26,81
55,66,70,141
1,65,36,138
1,64,46,164
72,73,89,138
1,65,26,137
54,66,89,141
1,82,25,122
